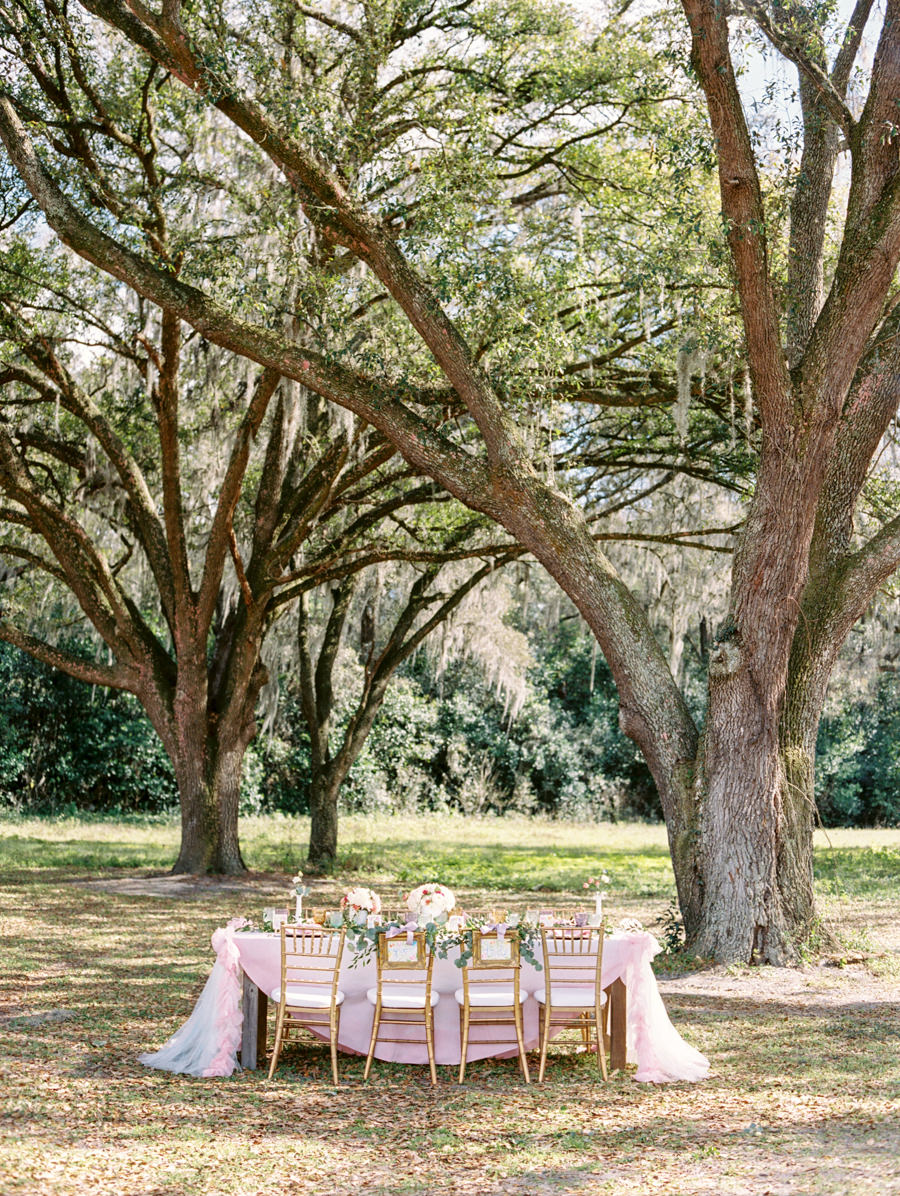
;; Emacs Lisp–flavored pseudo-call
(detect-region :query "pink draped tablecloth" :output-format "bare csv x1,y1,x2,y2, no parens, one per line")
140,922,709,1084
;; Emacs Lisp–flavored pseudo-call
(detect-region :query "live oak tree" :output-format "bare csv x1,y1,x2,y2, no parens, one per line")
0,253,523,871
5,0,900,959
0,0,719,871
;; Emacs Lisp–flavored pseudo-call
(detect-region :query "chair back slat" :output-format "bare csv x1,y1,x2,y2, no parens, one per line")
279,926,344,995
540,927,603,992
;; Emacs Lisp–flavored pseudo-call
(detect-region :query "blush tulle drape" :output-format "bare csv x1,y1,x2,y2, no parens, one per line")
138,919,245,1078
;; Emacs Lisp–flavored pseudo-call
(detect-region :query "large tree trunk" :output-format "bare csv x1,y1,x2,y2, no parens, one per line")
689,428,834,963
696,658,794,962
169,751,243,875
142,666,254,876
171,735,247,874
307,767,342,873
778,712,818,944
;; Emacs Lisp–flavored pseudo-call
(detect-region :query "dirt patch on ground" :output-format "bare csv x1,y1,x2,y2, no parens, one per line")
658,960,899,1012
72,873,334,900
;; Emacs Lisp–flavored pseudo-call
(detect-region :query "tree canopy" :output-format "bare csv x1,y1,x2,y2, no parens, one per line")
2,0,900,961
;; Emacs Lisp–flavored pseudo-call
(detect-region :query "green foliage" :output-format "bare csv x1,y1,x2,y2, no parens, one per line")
255,615,661,823
0,642,263,817
10,616,900,831
816,671,900,826
0,642,178,815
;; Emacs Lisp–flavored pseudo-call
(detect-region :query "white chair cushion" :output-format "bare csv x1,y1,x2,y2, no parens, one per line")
533,985,606,1008
270,986,344,1008
453,986,526,1007
366,985,439,1009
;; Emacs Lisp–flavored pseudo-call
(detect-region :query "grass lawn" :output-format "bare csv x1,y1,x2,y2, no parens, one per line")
1,813,898,1195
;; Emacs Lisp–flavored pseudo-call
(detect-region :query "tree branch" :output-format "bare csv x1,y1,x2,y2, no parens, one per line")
735,0,855,138
79,0,526,472
197,367,281,635
0,94,497,517
831,0,876,94
0,621,134,689
681,0,792,429
156,309,192,613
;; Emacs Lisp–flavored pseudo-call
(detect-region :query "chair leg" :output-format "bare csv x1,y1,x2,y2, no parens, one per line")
458,1006,469,1085
596,1004,608,1081
513,1002,530,1084
425,1005,437,1086
538,1003,551,1084
330,1007,341,1086
364,1001,381,1082
267,1003,285,1081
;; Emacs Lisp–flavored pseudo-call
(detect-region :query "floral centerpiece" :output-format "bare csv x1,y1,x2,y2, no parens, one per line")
406,882,455,923
340,886,382,924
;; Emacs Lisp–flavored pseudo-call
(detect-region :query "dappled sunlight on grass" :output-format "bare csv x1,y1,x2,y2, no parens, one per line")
1,817,899,1193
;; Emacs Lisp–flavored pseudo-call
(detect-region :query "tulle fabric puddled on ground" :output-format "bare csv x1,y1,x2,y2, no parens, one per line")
621,933,710,1083
138,918,246,1078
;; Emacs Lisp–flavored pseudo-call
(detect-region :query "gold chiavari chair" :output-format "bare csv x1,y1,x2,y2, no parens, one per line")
536,926,608,1083
454,929,529,1084
364,930,437,1085
267,925,345,1084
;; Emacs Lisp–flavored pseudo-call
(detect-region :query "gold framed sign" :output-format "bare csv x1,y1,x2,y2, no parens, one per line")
379,932,426,968
473,932,516,965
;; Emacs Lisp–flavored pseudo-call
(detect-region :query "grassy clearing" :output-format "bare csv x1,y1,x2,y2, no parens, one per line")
6,812,898,896
1,815,899,1195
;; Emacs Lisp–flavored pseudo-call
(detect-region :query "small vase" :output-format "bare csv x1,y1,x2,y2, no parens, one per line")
295,895,303,923
594,893,603,920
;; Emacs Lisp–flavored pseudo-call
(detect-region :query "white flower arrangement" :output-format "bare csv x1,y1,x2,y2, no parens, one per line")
340,886,382,917
291,874,311,899
406,882,455,921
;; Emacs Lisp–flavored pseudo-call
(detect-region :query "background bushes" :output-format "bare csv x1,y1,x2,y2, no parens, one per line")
4,625,897,827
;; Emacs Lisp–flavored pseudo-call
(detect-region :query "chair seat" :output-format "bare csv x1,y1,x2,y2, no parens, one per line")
270,985,345,1009
453,986,526,1007
534,985,607,1008
366,985,439,1009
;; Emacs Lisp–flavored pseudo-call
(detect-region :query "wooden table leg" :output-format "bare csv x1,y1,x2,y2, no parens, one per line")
240,971,268,1069
605,978,628,1071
